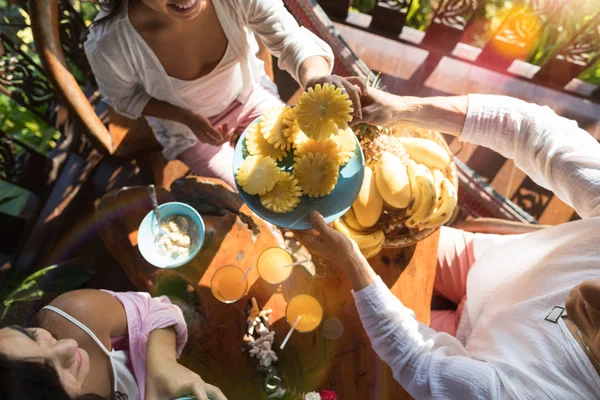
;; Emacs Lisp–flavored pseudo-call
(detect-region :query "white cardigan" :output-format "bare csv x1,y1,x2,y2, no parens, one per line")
353,94,600,399
84,0,333,159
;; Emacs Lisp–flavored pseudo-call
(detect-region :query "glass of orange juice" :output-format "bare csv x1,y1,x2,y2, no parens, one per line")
286,294,323,333
257,247,294,284
210,265,248,303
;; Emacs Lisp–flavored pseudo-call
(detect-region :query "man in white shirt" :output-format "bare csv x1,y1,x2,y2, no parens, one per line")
295,90,600,399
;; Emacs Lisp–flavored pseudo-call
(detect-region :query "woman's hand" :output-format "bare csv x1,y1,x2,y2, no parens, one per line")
146,357,227,400
304,75,368,120
183,111,229,146
293,211,377,291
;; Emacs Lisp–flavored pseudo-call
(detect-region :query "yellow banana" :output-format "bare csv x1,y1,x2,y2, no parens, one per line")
421,178,458,229
398,137,451,171
342,208,366,231
405,164,437,228
405,160,421,216
352,166,383,228
333,218,385,251
361,239,384,259
374,152,411,209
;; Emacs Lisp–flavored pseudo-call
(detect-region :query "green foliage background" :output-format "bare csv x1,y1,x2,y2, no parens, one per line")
0,0,100,154
351,0,600,85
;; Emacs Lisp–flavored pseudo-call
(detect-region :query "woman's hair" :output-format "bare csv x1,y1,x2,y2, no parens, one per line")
92,0,124,27
0,353,127,400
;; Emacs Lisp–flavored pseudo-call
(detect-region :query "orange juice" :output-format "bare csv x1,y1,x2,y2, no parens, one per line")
286,295,323,332
211,265,248,303
257,247,294,284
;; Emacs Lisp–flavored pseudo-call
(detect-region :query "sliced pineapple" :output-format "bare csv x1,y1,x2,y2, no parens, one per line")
292,130,309,150
261,105,292,151
295,84,353,142
293,152,339,198
260,171,302,213
235,155,280,195
329,127,356,166
246,122,288,161
294,138,339,161
281,107,300,139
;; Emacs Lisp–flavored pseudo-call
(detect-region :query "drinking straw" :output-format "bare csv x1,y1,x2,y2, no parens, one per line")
238,265,253,283
280,316,301,350
282,258,309,268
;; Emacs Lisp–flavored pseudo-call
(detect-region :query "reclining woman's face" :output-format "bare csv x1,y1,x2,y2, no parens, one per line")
141,0,204,20
0,326,89,397
566,279,600,363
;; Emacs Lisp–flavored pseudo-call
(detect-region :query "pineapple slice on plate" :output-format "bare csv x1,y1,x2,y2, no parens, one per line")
294,138,339,162
261,105,292,151
292,130,309,150
246,121,288,161
260,171,303,214
281,107,300,139
293,152,339,198
295,84,353,142
329,127,356,166
235,155,280,195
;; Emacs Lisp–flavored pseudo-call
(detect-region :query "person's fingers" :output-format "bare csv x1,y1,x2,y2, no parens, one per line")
292,230,321,249
309,211,330,235
358,104,380,125
190,382,210,400
201,128,222,145
346,76,368,96
341,80,362,119
205,383,228,400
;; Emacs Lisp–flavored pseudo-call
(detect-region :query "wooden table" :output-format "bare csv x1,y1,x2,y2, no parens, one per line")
95,177,439,400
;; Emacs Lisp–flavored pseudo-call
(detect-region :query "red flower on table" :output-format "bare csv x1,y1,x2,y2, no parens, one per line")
319,390,337,400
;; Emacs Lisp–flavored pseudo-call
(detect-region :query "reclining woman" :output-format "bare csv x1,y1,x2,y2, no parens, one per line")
295,90,600,399
0,289,225,400
85,0,363,189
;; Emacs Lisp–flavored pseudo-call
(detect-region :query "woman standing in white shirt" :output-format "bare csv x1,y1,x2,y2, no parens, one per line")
295,90,600,399
84,0,363,188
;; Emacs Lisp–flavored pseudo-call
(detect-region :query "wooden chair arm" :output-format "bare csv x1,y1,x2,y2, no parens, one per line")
453,218,550,235
29,0,114,155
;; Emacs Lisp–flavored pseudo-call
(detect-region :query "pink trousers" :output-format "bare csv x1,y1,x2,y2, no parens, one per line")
430,227,507,336
178,84,284,190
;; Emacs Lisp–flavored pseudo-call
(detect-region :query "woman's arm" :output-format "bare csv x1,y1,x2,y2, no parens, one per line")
145,328,227,400
358,91,600,219
294,212,503,399
142,99,226,145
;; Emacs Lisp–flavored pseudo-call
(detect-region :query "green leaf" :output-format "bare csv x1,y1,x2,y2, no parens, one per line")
0,257,94,318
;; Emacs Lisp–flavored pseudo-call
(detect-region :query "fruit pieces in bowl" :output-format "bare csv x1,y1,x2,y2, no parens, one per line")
333,127,458,258
234,83,358,214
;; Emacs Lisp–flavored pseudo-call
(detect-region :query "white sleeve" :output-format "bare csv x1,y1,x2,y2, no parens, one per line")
243,0,334,84
353,277,503,400
84,39,151,120
461,94,600,219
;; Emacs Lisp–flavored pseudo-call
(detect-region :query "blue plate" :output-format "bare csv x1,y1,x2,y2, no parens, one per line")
233,117,365,230
138,202,205,268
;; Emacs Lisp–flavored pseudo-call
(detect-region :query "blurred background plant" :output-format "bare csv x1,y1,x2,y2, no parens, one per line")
0,0,100,154
349,0,600,85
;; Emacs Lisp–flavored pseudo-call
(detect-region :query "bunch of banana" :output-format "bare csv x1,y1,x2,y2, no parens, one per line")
370,136,458,231
333,216,385,259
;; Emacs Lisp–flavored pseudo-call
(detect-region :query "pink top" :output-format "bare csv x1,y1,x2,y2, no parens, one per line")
101,290,188,399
